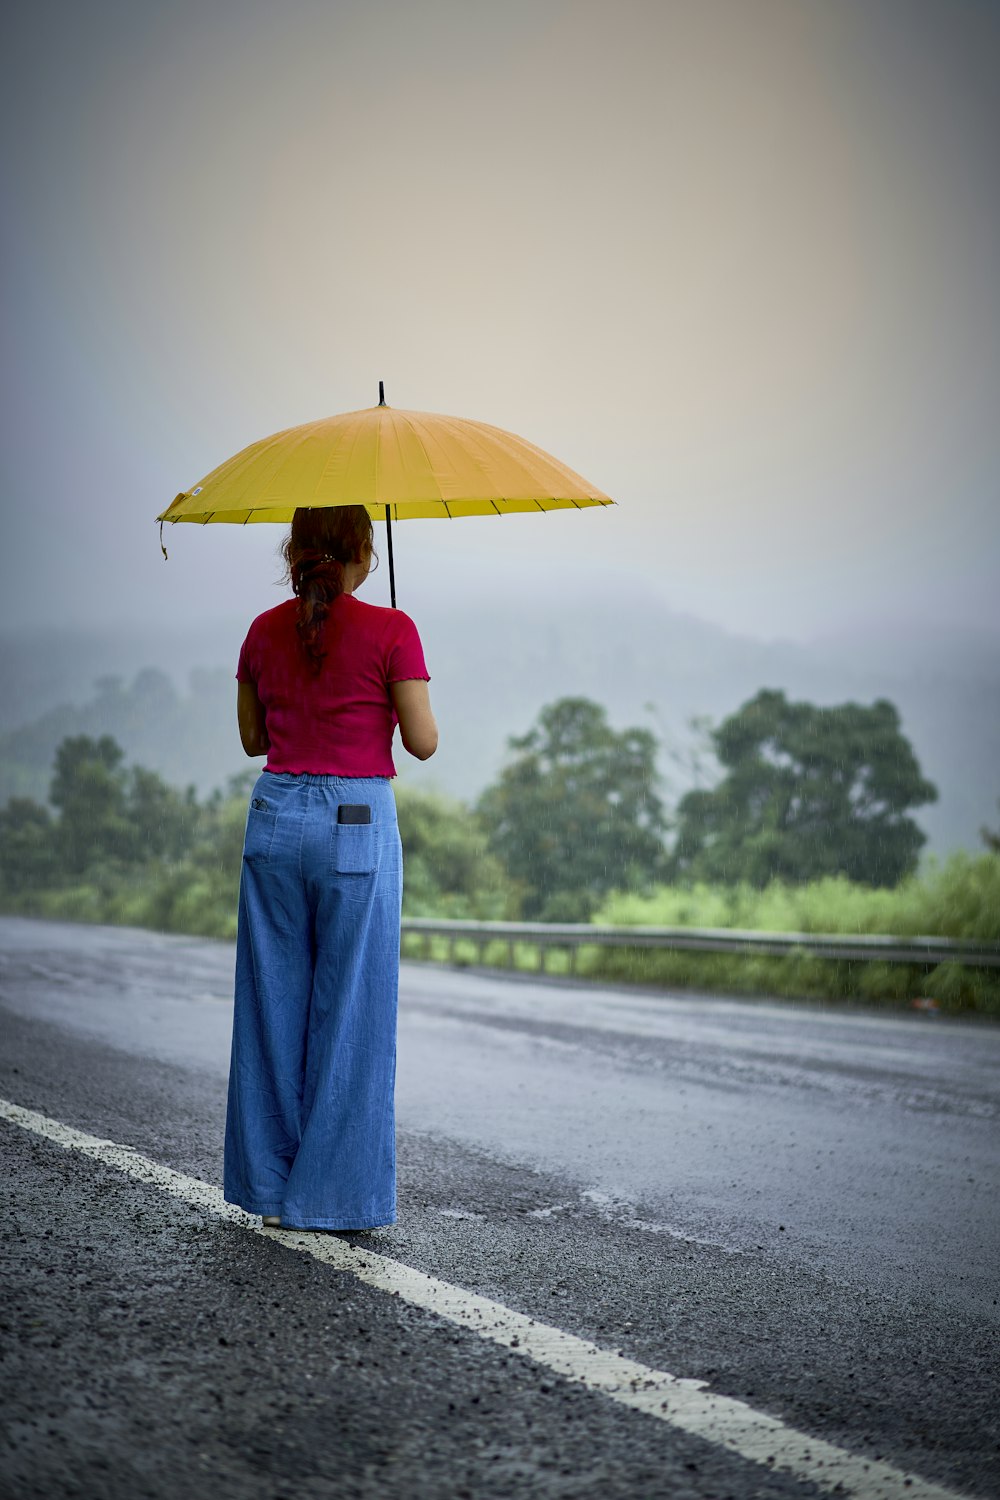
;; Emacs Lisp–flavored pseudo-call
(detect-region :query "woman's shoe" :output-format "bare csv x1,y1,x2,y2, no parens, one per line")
261,1215,281,1228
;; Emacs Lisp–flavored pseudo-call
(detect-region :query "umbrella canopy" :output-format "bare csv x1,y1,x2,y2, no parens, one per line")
158,395,613,526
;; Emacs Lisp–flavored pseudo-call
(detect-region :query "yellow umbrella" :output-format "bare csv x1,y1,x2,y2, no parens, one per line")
158,384,614,604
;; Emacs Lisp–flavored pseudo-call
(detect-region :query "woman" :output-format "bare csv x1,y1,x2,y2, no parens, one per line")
223,504,437,1232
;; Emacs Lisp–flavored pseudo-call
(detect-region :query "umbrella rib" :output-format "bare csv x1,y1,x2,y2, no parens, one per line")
341,419,370,509
398,408,448,514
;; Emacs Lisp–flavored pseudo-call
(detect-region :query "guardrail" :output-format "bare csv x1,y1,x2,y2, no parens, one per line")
401,917,1000,972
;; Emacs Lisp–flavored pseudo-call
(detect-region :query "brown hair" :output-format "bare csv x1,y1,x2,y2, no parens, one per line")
282,505,376,671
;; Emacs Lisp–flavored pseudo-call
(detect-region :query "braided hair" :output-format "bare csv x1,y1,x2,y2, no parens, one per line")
282,505,376,672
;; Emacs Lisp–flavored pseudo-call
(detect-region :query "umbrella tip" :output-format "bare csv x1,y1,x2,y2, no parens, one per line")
378,380,385,406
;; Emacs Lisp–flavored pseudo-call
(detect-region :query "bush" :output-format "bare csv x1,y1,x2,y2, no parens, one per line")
596,854,1000,941
585,857,1000,1014
395,785,517,919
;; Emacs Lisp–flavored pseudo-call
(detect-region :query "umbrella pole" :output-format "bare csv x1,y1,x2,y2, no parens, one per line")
385,505,397,609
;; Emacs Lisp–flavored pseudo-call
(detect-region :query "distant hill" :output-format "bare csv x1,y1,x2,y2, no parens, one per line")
2,602,998,857
0,664,238,804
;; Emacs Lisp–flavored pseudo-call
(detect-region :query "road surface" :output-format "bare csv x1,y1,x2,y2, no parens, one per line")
1,916,997,1499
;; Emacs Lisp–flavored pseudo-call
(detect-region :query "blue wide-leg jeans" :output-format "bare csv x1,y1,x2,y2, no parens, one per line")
224,772,402,1230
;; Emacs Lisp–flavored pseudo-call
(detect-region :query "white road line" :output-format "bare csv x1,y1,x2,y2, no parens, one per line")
1,1095,967,1500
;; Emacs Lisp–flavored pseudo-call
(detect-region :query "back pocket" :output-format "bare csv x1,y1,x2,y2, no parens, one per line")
243,804,277,862
331,822,378,875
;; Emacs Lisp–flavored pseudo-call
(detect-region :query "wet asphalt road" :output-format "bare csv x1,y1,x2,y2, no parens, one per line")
0,915,998,1500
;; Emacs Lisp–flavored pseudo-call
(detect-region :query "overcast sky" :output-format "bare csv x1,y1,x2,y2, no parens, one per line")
2,0,997,646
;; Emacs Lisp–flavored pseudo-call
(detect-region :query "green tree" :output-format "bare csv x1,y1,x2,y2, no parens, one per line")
395,786,513,918
670,690,937,888
49,734,197,875
50,735,135,873
477,697,668,920
137,772,254,938
0,798,58,892
126,765,199,863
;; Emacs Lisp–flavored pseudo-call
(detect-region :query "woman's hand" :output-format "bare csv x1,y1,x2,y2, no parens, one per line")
237,681,270,757
390,679,438,761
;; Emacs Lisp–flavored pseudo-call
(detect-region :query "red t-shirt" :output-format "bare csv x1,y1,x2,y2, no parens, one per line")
236,595,429,777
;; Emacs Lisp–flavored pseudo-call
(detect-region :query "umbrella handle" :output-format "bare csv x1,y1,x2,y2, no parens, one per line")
385,505,396,609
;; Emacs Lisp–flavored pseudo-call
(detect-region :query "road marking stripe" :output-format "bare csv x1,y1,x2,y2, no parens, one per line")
1,1096,966,1500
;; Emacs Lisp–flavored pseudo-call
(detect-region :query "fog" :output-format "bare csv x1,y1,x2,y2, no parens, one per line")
1,0,997,651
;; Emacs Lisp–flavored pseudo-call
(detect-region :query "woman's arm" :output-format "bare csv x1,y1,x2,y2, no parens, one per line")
237,681,270,757
390,679,438,761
